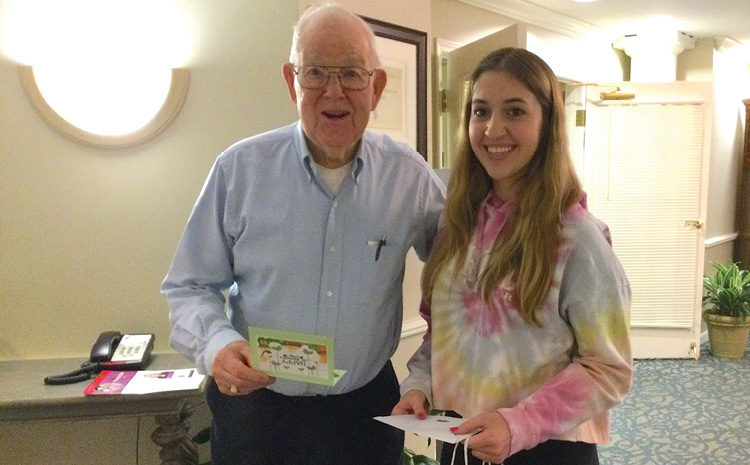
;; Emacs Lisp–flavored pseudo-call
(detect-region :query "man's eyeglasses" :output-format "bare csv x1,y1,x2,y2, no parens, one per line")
294,66,376,91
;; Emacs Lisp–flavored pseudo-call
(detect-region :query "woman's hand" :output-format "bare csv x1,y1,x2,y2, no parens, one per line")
452,412,511,464
391,389,430,419
211,340,275,395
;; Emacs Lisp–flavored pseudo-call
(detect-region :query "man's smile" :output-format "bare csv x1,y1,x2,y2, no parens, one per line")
322,110,350,119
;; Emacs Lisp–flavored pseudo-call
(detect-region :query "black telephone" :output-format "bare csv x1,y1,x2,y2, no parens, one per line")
44,331,155,385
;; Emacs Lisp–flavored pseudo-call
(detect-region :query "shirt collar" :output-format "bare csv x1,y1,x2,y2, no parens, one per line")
295,121,364,184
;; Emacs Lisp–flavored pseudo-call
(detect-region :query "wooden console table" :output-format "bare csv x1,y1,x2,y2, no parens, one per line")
0,353,208,464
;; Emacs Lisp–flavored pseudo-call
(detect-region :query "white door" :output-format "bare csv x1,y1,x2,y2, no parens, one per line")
439,23,527,168
580,82,712,359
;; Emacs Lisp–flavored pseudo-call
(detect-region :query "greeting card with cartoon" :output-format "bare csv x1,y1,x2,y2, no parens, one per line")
248,327,346,386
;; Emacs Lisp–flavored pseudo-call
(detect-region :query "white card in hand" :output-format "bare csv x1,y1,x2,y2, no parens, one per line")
373,415,476,443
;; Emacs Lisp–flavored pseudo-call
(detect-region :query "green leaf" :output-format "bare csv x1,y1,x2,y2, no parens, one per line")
192,426,211,444
703,262,750,320
412,455,440,465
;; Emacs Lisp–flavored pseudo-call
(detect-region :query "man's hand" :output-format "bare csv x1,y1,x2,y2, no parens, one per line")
391,389,430,420
451,412,511,464
211,340,275,395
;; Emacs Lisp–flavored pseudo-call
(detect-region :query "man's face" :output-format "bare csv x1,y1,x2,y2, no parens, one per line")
282,18,386,166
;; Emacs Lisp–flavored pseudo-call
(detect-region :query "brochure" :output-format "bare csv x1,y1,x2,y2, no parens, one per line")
84,368,205,395
248,326,346,386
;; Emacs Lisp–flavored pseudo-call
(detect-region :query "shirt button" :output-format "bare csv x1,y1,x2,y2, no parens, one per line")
326,290,333,297
330,245,336,253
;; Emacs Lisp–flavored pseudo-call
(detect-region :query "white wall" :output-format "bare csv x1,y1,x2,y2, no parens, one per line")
526,25,623,83
1,2,298,462
680,38,750,275
431,0,625,83
708,47,750,239
0,0,300,360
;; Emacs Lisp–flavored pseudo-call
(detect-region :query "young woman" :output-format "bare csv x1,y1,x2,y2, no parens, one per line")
392,48,632,465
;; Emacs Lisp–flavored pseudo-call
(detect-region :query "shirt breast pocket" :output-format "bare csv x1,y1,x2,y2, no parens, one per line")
357,236,404,305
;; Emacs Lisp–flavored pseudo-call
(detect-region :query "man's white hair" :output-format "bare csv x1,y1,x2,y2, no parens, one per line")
289,2,381,68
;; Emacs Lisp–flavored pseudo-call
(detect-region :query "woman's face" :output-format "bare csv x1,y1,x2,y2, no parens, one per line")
468,70,544,201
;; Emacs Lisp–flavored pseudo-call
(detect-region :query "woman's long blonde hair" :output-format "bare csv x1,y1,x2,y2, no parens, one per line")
422,48,583,325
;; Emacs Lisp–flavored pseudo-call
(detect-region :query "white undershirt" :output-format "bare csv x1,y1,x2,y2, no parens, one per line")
315,160,353,195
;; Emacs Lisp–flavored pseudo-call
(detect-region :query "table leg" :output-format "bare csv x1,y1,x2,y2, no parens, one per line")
151,398,200,465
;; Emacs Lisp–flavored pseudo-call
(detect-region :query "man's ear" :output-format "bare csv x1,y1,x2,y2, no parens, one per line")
282,63,298,103
370,68,388,110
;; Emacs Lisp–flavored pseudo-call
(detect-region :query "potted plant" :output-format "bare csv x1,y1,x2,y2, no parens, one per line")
702,261,750,358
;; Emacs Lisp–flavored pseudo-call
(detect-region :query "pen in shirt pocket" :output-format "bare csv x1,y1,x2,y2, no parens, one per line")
367,234,387,262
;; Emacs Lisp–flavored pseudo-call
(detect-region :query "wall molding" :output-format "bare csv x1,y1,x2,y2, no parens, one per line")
435,37,463,55
401,319,428,339
455,0,613,42
705,232,739,248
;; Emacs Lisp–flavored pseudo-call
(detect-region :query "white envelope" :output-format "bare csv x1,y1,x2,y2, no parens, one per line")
373,414,478,444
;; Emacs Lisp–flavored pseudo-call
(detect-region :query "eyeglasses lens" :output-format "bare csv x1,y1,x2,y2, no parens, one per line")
297,66,370,90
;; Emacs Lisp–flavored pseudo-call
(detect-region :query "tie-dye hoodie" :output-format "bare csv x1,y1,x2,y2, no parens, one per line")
400,192,632,457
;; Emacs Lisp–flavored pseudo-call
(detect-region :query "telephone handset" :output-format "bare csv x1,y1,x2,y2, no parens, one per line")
89,331,154,367
44,331,155,385
90,330,124,362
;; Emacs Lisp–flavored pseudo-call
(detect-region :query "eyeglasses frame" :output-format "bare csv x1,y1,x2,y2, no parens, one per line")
293,65,378,91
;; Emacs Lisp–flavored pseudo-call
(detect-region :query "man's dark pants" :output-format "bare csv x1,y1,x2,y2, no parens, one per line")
207,361,404,465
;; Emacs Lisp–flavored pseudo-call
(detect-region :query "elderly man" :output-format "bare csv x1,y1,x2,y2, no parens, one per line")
161,3,445,464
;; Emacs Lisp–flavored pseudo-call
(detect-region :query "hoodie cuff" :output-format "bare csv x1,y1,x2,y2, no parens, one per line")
399,376,433,408
497,405,539,456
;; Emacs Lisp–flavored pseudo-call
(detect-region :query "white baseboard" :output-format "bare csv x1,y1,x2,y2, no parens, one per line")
401,319,428,339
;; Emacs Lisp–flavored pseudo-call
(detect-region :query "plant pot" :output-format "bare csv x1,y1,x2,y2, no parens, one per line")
703,313,750,358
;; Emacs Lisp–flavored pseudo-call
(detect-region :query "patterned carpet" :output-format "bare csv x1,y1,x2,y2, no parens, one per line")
600,340,750,465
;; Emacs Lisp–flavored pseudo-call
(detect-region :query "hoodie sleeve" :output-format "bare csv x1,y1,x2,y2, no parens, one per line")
498,219,633,456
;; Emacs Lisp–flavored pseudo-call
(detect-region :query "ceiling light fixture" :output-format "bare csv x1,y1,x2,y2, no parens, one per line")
2,0,192,148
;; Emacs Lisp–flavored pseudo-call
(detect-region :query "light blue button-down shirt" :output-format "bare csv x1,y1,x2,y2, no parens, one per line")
162,122,445,396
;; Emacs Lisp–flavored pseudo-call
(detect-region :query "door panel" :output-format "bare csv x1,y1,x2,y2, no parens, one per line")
582,82,712,358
